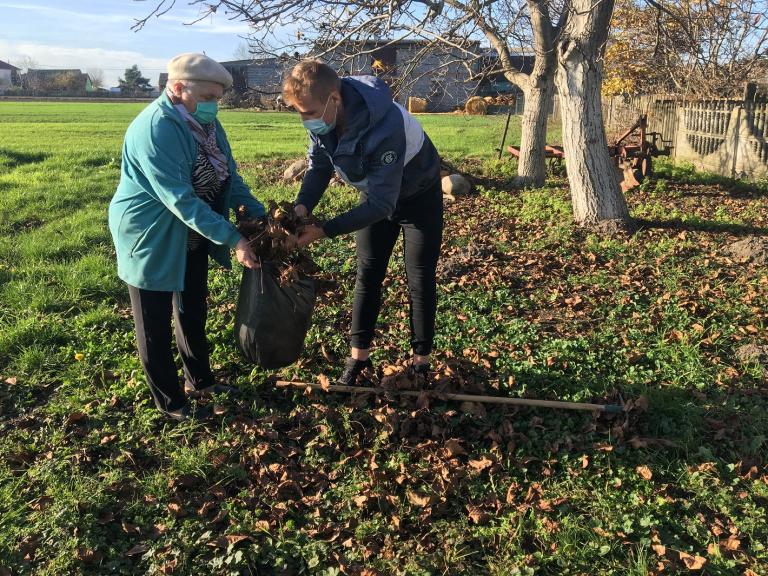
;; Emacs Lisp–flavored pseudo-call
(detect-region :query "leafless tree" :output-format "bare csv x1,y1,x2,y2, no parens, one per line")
87,68,106,89
11,55,38,74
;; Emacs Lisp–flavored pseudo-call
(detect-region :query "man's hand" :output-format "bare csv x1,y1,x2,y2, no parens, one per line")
294,204,309,219
297,224,326,248
235,237,259,269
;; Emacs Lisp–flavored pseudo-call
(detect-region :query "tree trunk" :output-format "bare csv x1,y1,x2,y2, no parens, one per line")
555,0,631,228
515,77,554,187
513,0,558,188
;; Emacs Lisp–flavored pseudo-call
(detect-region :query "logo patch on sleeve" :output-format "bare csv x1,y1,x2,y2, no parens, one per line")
381,150,398,165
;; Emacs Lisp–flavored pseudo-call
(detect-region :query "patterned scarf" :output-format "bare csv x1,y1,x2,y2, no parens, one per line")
166,88,230,181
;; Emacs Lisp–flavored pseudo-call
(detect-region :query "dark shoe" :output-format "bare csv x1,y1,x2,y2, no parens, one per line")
337,357,373,386
184,383,239,399
162,403,212,422
410,362,430,376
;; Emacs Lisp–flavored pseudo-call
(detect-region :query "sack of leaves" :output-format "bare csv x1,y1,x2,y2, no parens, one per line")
234,202,318,369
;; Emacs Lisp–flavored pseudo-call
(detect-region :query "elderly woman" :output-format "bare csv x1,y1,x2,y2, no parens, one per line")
109,53,263,421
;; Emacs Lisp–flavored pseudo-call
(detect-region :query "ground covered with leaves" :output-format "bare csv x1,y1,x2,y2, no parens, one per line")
0,104,766,575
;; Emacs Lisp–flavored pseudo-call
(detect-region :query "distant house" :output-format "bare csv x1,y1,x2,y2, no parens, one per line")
109,86,122,94
219,57,289,105
0,60,20,91
158,73,168,92
24,69,94,95
216,46,535,112
315,39,482,111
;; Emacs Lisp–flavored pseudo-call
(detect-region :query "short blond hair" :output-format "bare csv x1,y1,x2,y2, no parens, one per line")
282,60,341,105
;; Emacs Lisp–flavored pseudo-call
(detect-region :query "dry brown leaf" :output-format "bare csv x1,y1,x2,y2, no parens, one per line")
318,374,331,391
75,548,103,564
581,454,589,468
443,438,466,458
469,455,494,471
4,376,17,385
636,465,653,480
226,534,250,546
125,543,148,557
505,483,518,504
679,551,707,570
65,412,87,427
652,544,666,557
466,504,490,525
406,490,434,508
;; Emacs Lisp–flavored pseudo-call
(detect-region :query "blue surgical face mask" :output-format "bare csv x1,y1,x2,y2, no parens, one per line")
192,101,218,124
302,95,337,135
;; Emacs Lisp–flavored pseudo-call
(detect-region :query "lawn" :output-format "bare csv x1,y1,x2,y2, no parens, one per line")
0,101,766,575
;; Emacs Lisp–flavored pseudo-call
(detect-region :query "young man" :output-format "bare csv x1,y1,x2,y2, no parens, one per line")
283,60,443,385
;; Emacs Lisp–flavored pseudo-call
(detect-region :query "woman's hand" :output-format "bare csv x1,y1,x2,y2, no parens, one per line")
297,224,326,248
235,237,259,269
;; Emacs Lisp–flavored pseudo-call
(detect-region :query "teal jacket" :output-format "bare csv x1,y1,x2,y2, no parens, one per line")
108,93,264,291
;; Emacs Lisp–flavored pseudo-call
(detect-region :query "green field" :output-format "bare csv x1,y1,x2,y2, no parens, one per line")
0,102,766,575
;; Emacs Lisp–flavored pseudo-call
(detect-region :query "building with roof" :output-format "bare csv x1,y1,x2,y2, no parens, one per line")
24,69,94,95
0,60,20,91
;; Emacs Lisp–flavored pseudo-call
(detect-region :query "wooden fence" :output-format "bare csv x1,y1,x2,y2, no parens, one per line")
603,95,768,180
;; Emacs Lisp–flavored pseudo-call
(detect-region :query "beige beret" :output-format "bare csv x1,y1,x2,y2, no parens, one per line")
167,53,233,89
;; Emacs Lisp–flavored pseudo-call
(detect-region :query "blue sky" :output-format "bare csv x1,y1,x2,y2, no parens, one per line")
0,1,260,87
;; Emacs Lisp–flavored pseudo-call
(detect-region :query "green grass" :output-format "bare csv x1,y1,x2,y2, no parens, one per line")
0,102,766,575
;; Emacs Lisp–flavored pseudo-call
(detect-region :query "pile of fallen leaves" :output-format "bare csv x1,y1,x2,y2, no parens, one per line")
237,201,318,285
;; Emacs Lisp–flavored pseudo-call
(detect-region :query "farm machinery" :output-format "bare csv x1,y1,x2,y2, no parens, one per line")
608,114,672,191
502,113,672,190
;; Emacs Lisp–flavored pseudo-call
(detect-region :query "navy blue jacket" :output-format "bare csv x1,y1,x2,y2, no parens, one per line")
296,76,441,238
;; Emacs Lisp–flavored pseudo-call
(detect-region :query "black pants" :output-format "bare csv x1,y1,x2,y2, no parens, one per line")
351,182,443,356
127,246,214,412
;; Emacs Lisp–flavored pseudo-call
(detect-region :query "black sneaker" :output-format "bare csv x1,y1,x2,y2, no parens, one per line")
162,403,212,422
408,362,431,384
184,383,239,399
337,357,373,386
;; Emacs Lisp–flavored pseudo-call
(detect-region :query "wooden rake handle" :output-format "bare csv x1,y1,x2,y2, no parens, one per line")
275,380,624,413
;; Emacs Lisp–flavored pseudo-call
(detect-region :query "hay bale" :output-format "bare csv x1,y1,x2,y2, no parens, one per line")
408,97,428,113
442,174,471,197
283,158,307,182
464,96,487,115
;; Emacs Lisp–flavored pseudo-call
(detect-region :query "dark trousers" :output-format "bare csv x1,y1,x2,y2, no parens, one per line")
351,182,443,356
127,246,214,412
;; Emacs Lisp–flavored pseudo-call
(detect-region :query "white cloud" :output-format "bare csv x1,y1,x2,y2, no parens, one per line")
0,2,134,25
0,1,252,35
0,40,168,87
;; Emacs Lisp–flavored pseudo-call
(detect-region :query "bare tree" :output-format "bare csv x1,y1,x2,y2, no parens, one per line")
87,68,105,89
133,0,630,228
11,55,38,73
232,41,253,60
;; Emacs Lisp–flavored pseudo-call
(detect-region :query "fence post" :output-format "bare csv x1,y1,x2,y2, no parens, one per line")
731,104,742,178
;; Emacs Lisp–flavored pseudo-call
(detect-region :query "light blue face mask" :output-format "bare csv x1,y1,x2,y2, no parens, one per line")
302,95,337,135
192,101,218,124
